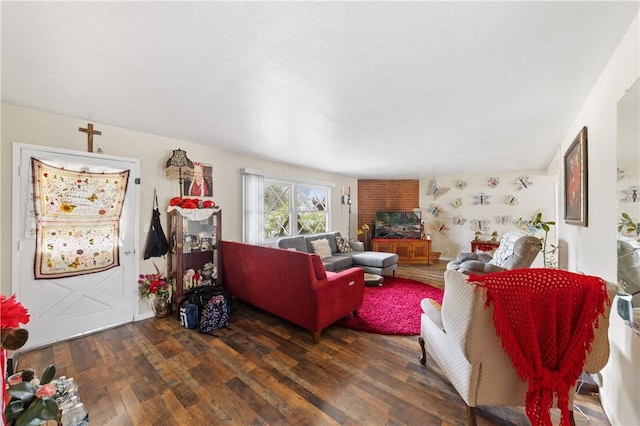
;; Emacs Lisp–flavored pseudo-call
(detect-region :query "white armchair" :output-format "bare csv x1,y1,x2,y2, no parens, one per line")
418,269,617,426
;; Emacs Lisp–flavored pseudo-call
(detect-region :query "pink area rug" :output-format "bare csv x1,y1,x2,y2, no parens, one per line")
337,276,444,335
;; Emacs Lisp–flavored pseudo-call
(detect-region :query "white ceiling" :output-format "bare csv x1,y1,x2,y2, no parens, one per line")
2,1,638,179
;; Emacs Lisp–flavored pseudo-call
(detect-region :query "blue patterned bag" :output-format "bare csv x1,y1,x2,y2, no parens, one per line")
199,295,230,334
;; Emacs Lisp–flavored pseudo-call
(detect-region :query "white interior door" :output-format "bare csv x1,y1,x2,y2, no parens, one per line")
12,144,139,351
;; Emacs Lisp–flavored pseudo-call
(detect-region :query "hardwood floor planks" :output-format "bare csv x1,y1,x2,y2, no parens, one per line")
15,262,610,425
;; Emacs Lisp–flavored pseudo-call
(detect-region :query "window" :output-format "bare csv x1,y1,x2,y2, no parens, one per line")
264,180,329,241
243,169,331,245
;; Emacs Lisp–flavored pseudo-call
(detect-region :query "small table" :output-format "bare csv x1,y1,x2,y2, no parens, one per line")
364,273,384,287
470,240,500,253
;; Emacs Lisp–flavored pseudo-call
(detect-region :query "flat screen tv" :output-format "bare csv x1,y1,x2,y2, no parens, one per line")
374,211,422,239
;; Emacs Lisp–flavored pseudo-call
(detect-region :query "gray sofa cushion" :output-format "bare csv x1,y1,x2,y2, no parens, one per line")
305,232,339,254
277,235,307,252
322,255,354,272
351,251,399,268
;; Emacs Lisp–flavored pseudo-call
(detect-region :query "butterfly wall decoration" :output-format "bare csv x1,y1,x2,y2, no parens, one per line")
453,215,467,226
470,219,490,232
487,177,500,188
473,193,491,205
450,198,463,208
513,175,534,190
495,215,511,225
455,179,468,190
426,178,450,199
428,203,442,217
504,194,519,206
432,221,449,235
513,217,537,234
620,186,639,203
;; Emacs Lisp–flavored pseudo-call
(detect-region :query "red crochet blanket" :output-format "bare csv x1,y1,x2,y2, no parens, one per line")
468,269,609,426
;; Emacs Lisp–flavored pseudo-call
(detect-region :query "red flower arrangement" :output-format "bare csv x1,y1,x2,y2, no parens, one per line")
1,294,30,329
169,197,217,209
138,274,171,300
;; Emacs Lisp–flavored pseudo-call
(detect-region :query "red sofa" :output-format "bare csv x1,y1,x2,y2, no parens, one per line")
221,241,365,343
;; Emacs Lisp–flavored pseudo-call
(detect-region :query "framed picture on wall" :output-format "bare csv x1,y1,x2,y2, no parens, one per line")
341,186,351,205
564,126,588,226
184,162,213,198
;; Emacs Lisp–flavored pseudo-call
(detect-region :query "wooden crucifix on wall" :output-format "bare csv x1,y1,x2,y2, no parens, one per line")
79,123,102,153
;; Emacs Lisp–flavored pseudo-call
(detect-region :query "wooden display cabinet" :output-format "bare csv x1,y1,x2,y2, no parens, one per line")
167,207,222,316
372,238,431,264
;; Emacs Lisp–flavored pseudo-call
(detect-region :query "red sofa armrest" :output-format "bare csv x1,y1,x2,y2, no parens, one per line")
312,267,365,329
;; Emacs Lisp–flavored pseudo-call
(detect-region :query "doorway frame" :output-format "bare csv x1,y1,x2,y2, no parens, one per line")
11,142,143,341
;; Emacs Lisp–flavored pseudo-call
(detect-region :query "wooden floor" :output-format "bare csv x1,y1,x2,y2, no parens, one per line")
17,262,610,425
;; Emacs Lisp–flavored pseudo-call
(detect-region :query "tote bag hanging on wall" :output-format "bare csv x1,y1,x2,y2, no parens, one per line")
143,189,169,259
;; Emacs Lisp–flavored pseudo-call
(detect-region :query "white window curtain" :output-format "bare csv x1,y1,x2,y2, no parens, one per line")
242,172,264,244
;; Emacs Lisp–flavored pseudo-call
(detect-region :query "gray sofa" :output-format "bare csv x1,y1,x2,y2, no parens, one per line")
276,231,399,276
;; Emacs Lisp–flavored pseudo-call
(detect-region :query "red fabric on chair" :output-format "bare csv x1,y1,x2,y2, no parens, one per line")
468,269,609,426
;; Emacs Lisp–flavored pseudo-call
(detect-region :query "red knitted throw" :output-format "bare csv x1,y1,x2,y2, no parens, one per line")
468,269,609,426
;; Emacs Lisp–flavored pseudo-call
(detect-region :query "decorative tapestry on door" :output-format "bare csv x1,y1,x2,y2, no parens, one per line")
31,158,130,279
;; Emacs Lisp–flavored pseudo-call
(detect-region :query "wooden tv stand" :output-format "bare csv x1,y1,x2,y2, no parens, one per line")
372,238,432,265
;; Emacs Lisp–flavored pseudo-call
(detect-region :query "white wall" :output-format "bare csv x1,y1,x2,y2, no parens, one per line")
556,13,639,426
420,171,557,266
0,104,358,298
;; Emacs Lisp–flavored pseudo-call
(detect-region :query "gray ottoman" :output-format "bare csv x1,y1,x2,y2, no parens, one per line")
351,251,399,276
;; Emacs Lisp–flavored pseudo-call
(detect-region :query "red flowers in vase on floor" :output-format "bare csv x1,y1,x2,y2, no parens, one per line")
138,274,171,318
138,274,170,300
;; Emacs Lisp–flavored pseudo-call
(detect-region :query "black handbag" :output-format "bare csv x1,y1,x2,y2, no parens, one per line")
186,285,224,310
143,189,169,259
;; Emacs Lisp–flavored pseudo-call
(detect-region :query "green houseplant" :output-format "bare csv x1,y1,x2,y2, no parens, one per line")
518,212,557,268
618,212,640,239
4,365,59,426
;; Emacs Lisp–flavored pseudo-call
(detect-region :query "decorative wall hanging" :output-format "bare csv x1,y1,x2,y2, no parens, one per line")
513,175,534,190
473,193,491,205
487,177,500,188
513,217,537,234
432,221,449,235
470,219,490,232
455,179,468,190
453,215,467,225
495,215,511,225
428,203,442,217
426,178,450,199
78,122,102,153
504,194,519,206
451,198,463,208
32,158,129,279
620,185,639,203
564,126,588,226
617,167,625,181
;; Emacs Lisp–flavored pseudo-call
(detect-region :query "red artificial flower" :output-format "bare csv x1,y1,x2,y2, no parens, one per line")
181,200,198,209
0,294,31,329
169,197,183,206
35,383,56,398
202,200,215,208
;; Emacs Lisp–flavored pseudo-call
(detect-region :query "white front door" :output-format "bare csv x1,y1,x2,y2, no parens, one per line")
13,144,139,350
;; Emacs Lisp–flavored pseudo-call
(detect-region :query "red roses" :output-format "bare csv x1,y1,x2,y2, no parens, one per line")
169,197,217,209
